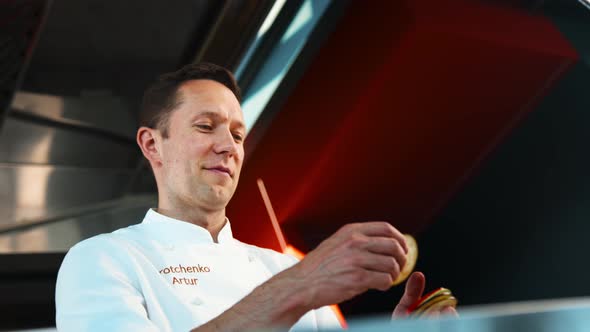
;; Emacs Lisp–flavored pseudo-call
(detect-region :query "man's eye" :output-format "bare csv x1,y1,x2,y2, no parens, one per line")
233,134,244,142
196,124,213,131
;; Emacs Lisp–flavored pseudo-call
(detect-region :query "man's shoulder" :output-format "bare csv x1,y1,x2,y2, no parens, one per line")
233,239,300,270
66,222,145,257
232,239,291,259
55,224,150,305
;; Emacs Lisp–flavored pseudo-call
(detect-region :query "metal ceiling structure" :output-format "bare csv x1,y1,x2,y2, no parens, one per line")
0,0,286,329
0,0,275,252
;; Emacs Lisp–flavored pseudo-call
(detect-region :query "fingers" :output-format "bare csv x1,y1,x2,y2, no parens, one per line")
391,272,459,319
293,221,411,307
441,306,459,317
363,237,407,270
428,311,440,319
402,272,426,305
358,252,401,281
420,306,459,319
341,231,407,282
343,222,408,254
361,270,396,291
392,272,425,317
341,223,408,284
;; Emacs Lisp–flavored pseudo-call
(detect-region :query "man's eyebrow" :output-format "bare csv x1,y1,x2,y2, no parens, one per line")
193,111,223,120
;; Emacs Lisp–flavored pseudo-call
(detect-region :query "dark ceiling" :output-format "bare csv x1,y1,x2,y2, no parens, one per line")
19,0,276,115
0,1,276,329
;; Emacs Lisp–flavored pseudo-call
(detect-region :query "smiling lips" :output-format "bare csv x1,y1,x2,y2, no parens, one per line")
204,166,232,177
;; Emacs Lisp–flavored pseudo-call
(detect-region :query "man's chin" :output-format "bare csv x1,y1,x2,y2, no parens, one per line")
200,187,235,208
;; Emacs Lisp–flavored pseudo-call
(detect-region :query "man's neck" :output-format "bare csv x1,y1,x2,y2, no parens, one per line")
155,206,227,243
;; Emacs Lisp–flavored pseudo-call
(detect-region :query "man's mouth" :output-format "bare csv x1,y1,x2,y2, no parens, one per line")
204,166,232,178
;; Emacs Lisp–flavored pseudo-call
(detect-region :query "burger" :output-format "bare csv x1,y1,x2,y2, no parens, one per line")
392,234,458,316
407,287,458,317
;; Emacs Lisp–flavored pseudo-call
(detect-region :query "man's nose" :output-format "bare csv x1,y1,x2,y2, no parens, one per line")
213,130,239,155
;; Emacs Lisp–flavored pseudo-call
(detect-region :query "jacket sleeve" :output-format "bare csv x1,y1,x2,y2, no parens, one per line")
55,236,159,332
280,251,344,330
315,305,344,331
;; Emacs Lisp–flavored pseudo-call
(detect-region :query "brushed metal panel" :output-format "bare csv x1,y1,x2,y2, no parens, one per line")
0,195,155,253
0,0,50,130
11,91,136,139
0,164,134,229
0,117,139,168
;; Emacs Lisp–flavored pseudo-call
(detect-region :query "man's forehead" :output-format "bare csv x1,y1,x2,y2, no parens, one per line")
176,85,245,128
177,80,243,116
179,79,238,100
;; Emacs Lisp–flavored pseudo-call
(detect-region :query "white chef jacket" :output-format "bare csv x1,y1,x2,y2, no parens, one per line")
55,209,341,332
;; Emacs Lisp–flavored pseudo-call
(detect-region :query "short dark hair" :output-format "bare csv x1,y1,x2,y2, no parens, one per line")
139,62,241,137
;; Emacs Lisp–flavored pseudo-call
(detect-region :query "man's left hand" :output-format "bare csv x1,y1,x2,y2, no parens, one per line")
392,272,458,318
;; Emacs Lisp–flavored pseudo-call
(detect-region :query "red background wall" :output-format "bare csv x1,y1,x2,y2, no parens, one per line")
227,0,578,252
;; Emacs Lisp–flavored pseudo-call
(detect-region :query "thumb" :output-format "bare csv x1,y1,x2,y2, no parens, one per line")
392,271,425,318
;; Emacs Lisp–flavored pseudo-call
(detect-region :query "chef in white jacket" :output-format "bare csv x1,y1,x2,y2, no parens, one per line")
56,63,456,332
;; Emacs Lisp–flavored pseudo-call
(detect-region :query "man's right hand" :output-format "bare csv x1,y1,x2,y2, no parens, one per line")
191,222,409,332
288,222,409,309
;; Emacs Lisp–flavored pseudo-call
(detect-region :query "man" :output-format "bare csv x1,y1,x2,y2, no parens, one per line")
55,63,456,332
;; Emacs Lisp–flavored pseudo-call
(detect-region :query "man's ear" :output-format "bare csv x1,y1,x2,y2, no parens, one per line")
137,127,162,167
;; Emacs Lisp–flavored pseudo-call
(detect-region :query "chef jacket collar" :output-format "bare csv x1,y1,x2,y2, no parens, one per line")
142,208,234,244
